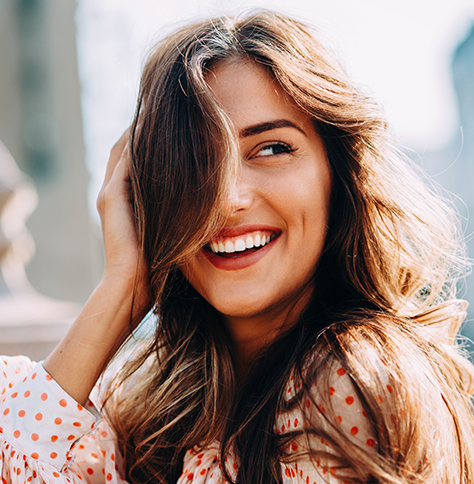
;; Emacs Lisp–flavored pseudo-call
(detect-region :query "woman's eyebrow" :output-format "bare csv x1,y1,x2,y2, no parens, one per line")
240,119,306,138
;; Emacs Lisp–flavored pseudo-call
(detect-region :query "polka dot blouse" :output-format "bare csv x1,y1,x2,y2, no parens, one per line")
0,355,376,483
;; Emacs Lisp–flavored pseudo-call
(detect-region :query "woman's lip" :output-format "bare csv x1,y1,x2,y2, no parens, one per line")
214,224,281,238
203,232,280,271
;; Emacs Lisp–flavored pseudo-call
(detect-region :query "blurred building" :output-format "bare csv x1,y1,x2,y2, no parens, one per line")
0,0,99,359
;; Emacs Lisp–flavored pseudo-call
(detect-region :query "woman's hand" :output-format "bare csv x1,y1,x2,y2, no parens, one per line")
44,130,151,405
97,129,150,316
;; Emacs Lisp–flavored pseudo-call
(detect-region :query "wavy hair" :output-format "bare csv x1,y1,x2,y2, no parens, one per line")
104,10,474,484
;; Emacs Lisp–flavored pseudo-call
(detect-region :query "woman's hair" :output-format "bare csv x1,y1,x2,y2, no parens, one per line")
104,10,474,484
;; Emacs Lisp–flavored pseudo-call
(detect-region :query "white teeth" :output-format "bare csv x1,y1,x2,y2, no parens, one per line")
209,232,275,254
235,239,246,252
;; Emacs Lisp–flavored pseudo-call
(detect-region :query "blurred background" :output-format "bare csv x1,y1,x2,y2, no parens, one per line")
1,0,474,360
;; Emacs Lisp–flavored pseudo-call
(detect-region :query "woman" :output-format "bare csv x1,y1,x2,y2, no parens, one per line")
1,10,474,484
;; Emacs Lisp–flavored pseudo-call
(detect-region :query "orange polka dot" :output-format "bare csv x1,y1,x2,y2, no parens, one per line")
17,468,21,475
362,410,367,417
101,430,108,437
31,373,37,380
46,374,52,381
67,435,75,441
345,396,354,405
53,472,60,478
18,410,25,418
59,399,67,407
31,433,39,442
13,430,20,438
54,418,62,425
35,413,43,421
41,393,48,401
336,415,342,423
200,469,206,476
305,399,311,408
291,443,298,451
91,453,98,459
367,439,375,447
350,426,359,435
111,454,115,461
106,474,112,481
378,394,383,403
3,408,9,415
77,404,83,411
386,385,393,394
28,477,32,482
285,469,291,478
329,386,335,396
337,368,346,376
187,473,194,480
50,452,58,459
11,392,18,398
24,390,30,398
294,418,298,427
87,469,94,475
51,435,58,442
73,421,81,427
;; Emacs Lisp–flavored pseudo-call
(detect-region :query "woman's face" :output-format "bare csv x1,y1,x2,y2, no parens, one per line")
182,59,331,334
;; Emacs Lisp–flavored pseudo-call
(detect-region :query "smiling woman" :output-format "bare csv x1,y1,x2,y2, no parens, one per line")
1,9,474,484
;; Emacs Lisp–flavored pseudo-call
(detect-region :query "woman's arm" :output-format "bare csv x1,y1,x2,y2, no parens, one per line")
43,130,150,405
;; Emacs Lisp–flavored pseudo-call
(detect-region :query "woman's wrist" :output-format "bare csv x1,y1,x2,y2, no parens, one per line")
43,276,147,405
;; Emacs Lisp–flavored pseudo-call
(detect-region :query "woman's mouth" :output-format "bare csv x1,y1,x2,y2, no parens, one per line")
202,227,281,270
206,230,279,258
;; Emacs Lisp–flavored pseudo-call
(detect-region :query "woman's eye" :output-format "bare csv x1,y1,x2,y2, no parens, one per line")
253,142,295,158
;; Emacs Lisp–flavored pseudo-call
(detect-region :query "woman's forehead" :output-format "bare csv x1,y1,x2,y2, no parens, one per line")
206,59,311,135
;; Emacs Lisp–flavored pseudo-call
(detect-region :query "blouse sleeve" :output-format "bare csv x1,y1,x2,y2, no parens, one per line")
280,362,377,484
0,356,128,483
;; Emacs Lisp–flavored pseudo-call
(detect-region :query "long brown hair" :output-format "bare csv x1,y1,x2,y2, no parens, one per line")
104,10,474,484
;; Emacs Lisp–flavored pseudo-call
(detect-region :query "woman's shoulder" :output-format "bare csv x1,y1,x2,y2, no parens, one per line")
279,348,378,443
90,341,156,409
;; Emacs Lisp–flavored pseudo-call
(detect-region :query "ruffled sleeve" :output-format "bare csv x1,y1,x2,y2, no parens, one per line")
0,356,128,483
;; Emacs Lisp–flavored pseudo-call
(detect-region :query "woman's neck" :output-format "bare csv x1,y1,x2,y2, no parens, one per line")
224,289,312,378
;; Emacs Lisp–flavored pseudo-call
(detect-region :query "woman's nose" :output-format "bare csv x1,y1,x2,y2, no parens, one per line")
220,170,254,217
